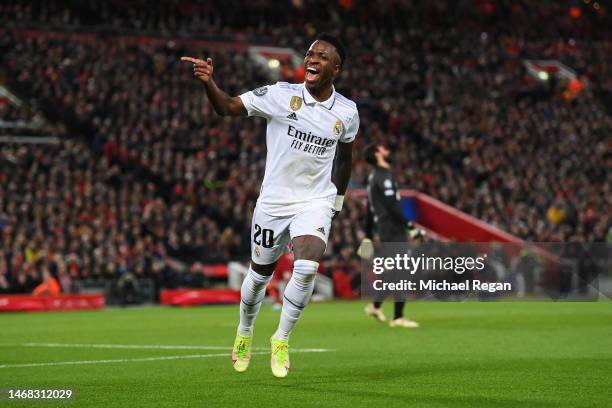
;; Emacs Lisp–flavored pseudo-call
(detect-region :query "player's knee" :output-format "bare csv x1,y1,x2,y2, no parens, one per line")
250,261,277,276
292,235,326,262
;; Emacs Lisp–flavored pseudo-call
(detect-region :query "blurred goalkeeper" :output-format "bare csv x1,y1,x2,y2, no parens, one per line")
360,143,423,328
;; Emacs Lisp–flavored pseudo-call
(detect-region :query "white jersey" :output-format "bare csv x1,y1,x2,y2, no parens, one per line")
239,82,359,216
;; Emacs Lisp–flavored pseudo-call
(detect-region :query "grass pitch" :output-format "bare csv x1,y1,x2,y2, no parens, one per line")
1,301,611,407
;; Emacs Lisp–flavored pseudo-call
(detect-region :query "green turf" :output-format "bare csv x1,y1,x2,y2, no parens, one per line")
1,301,611,407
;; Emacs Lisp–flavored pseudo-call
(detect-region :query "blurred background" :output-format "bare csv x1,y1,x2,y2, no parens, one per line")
0,0,610,308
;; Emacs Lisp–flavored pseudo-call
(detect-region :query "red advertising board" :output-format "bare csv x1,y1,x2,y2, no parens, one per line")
160,289,240,306
0,294,105,312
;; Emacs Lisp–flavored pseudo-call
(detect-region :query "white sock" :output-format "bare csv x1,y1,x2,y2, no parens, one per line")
237,267,273,336
274,259,319,341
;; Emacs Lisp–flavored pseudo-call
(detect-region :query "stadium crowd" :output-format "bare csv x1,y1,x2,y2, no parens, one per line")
1,1,610,294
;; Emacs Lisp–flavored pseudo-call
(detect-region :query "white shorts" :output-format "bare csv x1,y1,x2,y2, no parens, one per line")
250,203,334,265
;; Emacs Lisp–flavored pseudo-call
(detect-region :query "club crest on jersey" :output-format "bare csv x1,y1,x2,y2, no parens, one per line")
290,96,303,111
253,86,268,97
333,119,343,136
254,246,261,257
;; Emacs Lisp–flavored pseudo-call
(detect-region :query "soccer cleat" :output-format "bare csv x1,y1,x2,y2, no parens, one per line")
364,303,387,322
231,331,253,372
270,336,290,378
389,318,420,328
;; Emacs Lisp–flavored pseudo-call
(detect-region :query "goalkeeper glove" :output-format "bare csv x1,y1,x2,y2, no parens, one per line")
407,221,426,240
357,238,374,259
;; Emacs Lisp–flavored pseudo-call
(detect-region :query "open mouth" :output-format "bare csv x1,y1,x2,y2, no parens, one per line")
305,66,320,82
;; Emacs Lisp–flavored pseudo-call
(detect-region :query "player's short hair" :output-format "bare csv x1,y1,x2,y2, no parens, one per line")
316,33,345,67
364,143,378,166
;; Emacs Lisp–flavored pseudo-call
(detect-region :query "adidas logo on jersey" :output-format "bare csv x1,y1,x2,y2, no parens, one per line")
316,226,325,235
286,112,298,121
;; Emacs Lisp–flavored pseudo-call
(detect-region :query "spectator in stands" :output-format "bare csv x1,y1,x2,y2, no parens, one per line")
0,0,609,295
32,268,61,296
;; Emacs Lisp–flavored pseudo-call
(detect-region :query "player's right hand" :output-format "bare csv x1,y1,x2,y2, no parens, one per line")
180,56,214,83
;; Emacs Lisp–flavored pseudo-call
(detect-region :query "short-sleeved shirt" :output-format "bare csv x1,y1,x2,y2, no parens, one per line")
239,82,359,216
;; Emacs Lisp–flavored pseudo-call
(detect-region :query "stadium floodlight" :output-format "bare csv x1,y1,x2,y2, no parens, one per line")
248,46,303,81
524,59,581,85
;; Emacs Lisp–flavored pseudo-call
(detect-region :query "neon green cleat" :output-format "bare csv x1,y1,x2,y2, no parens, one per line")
231,332,253,372
270,336,290,378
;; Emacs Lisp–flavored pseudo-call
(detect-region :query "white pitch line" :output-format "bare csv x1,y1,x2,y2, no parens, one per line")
21,342,231,351
0,342,333,369
0,352,260,369
20,342,333,353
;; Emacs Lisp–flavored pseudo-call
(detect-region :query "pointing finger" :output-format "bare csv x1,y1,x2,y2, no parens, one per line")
181,56,204,64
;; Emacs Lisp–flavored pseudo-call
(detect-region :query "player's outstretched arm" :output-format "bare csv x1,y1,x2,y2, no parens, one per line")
180,56,246,117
